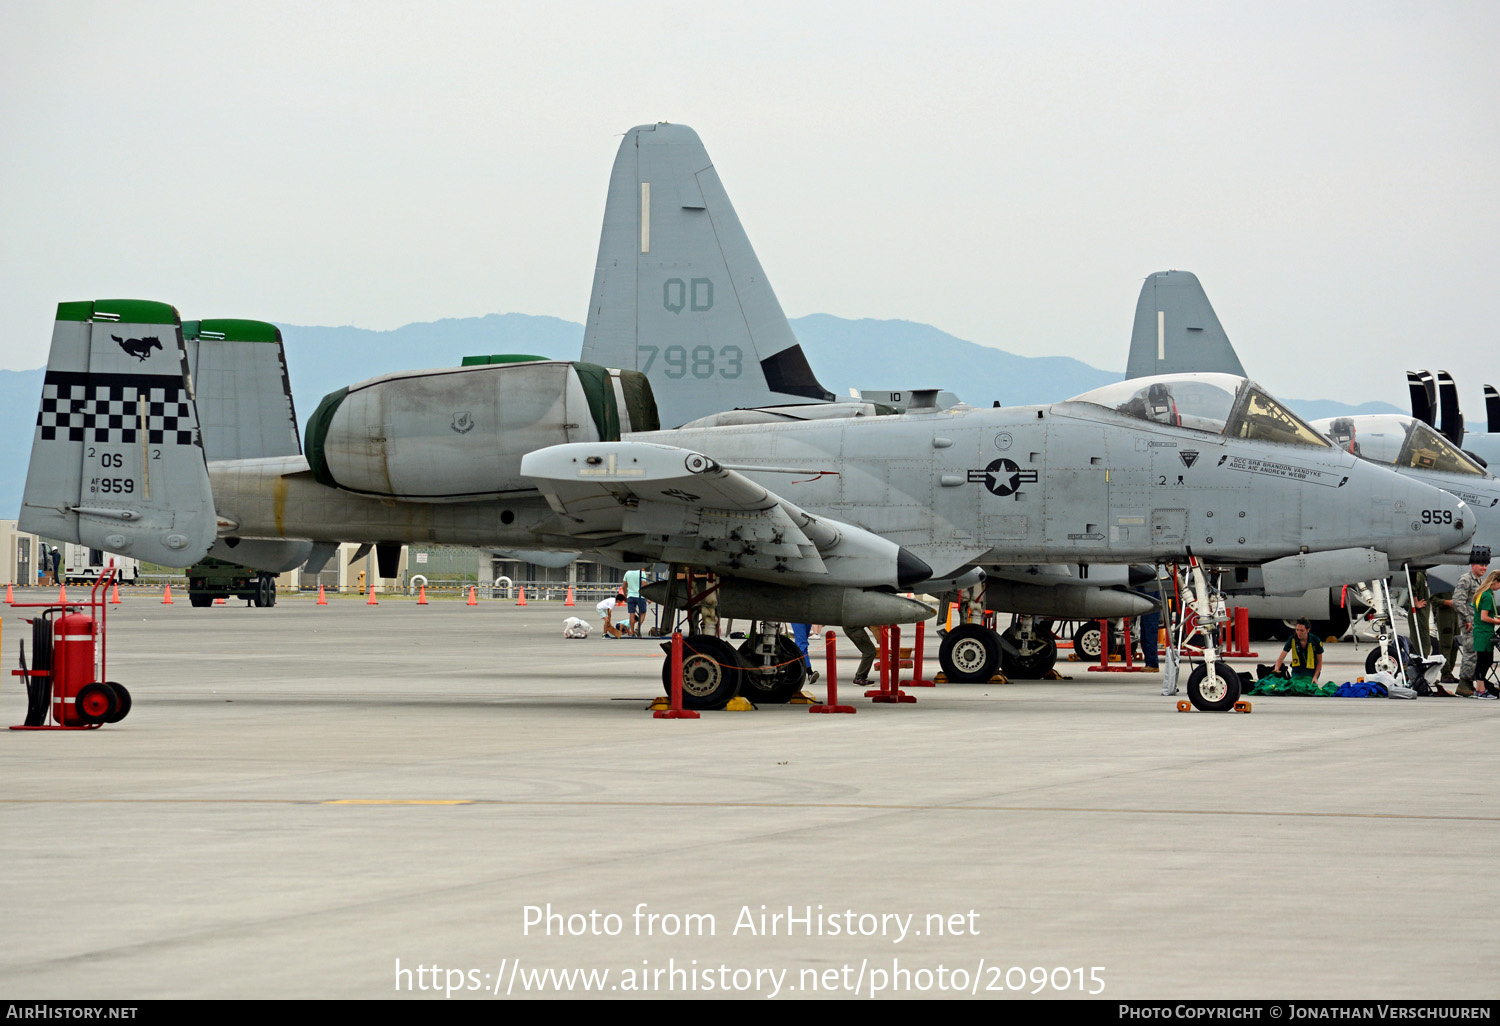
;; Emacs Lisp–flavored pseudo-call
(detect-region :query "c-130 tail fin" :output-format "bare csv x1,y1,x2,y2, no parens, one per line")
19,300,217,568
1124,270,1246,380
580,123,834,427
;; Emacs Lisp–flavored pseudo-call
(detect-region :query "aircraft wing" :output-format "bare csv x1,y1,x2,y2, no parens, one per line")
520,441,929,589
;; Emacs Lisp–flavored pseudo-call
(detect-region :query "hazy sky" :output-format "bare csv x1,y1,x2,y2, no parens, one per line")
3,1,1497,410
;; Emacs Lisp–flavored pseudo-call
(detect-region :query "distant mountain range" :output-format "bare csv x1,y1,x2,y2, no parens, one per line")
2,312,1407,520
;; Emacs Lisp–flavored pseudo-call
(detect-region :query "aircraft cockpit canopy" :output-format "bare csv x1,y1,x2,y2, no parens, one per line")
1317,414,1486,476
1068,373,1331,448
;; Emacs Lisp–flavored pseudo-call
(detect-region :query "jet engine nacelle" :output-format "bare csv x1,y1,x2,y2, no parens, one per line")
983,581,1155,619
303,361,654,502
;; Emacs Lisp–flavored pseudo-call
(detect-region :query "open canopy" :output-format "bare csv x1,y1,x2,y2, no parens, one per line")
1068,373,1331,448
1318,414,1487,476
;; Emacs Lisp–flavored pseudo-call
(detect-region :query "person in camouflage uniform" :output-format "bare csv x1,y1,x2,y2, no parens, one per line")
1449,559,1489,696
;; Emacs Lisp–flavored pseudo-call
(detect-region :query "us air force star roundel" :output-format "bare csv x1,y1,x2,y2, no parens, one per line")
967,458,1039,498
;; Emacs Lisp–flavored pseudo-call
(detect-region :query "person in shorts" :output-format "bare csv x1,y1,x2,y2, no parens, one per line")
596,591,626,638
622,568,647,637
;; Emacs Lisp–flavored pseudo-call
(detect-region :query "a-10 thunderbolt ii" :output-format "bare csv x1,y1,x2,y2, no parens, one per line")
19,296,1476,712
576,123,1485,685
1128,269,1500,676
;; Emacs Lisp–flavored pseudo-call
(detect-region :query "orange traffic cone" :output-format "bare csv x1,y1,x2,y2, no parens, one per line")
317,584,327,606
110,583,121,604
367,583,378,606
4,583,12,604
564,585,575,606
417,584,428,605
516,586,527,606
466,586,478,606
213,597,226,606
162,584,174,605
59,583,67,604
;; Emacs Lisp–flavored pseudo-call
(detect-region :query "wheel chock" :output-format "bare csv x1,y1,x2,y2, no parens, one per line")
1042,669,1066,680
648,696,671,711
723,697,756,711
933,672,948,684
988,673,1010,684
1175,698,1252,713
788,690,816,705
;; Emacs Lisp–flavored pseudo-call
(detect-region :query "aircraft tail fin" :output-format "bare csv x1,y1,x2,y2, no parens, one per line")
1408,370,1437,426
18,300,217,568
1124,270,1246,380
1436,370,1463,446
581,123,834,427
1486,384,1500,434
183,319,302,460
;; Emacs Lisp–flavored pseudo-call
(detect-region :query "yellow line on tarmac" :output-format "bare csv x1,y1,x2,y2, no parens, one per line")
0,797,1493,822
324,799,474,805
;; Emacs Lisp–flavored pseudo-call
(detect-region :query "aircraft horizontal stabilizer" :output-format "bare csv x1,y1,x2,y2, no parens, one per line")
520,440,930,589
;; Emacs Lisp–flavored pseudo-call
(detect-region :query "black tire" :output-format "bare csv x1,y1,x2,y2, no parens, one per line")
265,575,278,607
74,682,119,725
736,633,807,704
660,635,745,710
101,681,131,723
1001,623,1059,679
189,593,212,608
939,623,1001,683
1365,636,1410,677
1075,623,1103,660
24,620,52,727
1187,660,1242,712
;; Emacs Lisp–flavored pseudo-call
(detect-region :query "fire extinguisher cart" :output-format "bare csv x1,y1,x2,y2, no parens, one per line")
10,569,131,730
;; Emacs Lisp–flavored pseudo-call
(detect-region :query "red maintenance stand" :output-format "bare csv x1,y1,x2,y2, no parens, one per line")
10,569,131,730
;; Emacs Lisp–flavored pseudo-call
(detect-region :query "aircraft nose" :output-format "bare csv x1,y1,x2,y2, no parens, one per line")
1385,476,1474,561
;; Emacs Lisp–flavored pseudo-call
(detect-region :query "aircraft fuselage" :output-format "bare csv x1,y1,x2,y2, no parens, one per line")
208,400,1473,575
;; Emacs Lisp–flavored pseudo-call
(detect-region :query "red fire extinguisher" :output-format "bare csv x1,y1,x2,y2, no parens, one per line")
11,569,131,730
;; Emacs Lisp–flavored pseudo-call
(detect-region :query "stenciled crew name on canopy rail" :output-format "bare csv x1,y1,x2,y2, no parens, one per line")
36,370,196,446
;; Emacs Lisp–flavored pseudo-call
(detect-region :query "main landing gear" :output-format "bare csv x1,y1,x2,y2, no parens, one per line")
935,616,1058,682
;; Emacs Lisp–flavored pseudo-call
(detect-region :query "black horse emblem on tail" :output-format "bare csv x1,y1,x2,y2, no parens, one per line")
113,334,162,361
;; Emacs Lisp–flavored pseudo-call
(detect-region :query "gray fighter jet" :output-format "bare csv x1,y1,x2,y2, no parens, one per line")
1126,270,1500,676
19,298,1476,712
573,125,1484,685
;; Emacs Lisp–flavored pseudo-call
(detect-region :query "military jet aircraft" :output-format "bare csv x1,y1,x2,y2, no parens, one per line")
18,296,1476,712
575,124,1488,686
1125,270,1500,673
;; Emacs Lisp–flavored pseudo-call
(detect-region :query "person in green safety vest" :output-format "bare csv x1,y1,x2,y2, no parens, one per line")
1273,618,1324,684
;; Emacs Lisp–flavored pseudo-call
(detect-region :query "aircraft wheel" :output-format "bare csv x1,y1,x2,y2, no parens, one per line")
74,682,120,725
735,634,806,705
1075,623,1103,660
1186,660,1241,712
101,681,131,723
1365,637,1410,677
938,623,1001,683
1001,624,1058,679
661,635,745,710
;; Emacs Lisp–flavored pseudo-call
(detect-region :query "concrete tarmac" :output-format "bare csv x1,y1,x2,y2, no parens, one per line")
1,590,1494,1000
